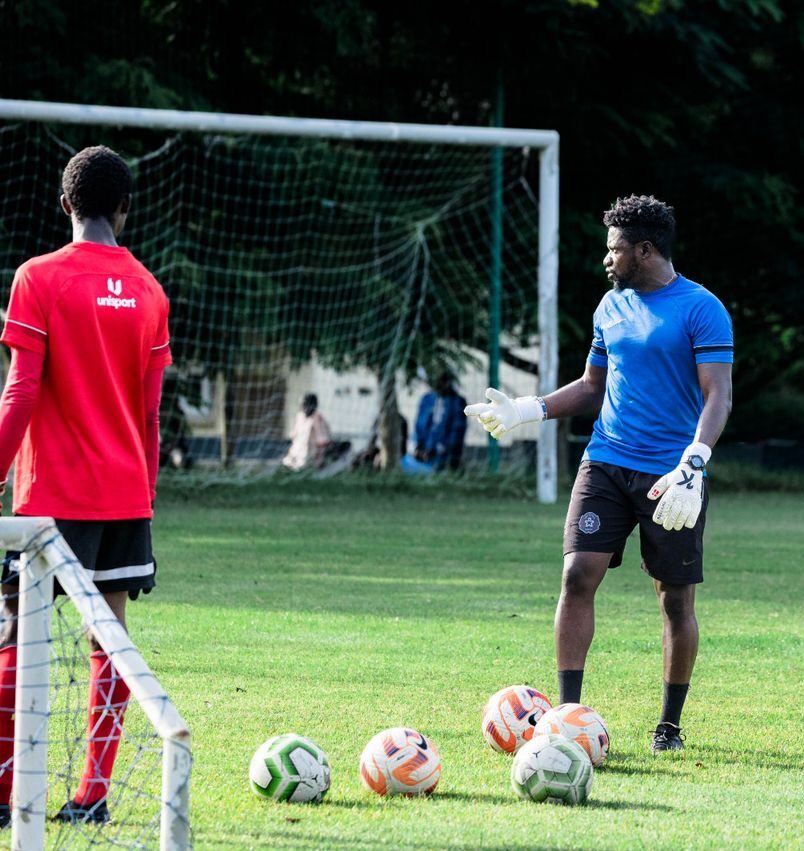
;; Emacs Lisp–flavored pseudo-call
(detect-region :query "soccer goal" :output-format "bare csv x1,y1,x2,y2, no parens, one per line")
0,98,559,502
0,517,191,850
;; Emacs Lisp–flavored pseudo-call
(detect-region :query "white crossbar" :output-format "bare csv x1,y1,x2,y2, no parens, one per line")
0,98,558,148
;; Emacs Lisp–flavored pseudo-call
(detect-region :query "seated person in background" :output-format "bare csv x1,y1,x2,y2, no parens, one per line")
403,372,467,473
282,393,332,471
351,413,408,471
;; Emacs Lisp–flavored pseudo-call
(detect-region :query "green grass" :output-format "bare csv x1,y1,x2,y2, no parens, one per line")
48,485,804,848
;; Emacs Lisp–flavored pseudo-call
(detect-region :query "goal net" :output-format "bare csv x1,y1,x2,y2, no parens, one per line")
0,100,559,500
0,517,191,850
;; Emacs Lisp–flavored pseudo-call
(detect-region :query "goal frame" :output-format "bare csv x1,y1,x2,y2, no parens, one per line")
0,98,559,502
0,517,191,851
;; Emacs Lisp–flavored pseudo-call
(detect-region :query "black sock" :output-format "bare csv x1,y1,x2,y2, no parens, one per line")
557,670,584,704
660,682,690,727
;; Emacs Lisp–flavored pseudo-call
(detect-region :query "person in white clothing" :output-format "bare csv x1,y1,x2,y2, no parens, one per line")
282,394,332,470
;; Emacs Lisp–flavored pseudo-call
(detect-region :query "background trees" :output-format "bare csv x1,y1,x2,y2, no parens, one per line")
1,0,801,442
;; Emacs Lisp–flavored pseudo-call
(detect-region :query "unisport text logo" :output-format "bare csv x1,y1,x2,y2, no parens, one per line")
97,277,137,309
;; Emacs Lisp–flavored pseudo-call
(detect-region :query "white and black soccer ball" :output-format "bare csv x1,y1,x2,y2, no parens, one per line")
511,733,593,804
249,733,330,803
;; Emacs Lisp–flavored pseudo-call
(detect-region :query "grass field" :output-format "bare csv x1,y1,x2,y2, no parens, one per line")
43,482,804,849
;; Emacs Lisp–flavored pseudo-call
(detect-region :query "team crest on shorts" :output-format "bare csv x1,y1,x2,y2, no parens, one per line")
578,512,601,534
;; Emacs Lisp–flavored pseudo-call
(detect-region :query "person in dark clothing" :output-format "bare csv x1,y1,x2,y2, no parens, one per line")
407,372,467,472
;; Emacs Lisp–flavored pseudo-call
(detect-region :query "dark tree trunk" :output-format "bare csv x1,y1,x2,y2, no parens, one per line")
376,370,402,471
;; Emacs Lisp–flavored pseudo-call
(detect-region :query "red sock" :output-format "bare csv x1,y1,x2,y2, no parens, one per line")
74,651,130,806
0,646,17,807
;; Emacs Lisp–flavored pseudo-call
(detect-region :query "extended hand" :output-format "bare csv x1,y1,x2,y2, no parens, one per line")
647,445,710,531
464,388,545,440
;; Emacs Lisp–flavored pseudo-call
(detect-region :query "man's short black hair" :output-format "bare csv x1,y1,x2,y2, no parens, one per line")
603,194,676,259
62,145,132,221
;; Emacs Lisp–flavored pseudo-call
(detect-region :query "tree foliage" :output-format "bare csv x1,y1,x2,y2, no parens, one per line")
1,0,801,441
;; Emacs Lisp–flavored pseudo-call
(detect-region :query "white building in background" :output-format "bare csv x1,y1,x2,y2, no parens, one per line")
171,336,542,464
284,336,542,452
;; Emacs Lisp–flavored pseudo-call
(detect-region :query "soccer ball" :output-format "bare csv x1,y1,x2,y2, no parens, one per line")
359,727,441,796
534,703,610,767
249,733,331,803
511,733,593,804
481,685,552,753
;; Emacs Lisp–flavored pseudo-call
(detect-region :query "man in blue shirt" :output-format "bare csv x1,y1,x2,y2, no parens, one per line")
465,195,733,752
409,372,467,472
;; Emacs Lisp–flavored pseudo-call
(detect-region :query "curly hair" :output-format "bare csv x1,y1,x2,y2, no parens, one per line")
61,146,132,221
603,195,675,259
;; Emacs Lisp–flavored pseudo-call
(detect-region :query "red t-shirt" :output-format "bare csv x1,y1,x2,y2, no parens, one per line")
1,241,172,519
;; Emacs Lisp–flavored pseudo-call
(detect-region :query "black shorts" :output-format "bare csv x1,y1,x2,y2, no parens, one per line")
563,461,708,585
3,518,156,599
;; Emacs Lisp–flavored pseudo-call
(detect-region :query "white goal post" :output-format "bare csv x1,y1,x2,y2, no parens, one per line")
0,98,559,502
0,517,191,851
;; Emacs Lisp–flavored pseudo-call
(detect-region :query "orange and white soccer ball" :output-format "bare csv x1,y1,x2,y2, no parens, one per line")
359,727,441,797
481,685,553,754
534,703,610,767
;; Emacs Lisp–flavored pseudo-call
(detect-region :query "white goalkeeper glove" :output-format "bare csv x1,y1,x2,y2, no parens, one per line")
647,441,712,531
463,388,546,440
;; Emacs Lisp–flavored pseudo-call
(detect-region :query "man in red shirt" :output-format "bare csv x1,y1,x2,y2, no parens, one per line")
0,146,171,826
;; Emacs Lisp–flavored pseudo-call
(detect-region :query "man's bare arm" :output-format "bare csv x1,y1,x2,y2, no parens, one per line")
694,362,732,449
542,362,607,420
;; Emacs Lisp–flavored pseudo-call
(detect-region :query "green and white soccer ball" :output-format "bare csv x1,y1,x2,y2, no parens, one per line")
511,733,593,804
249,733,331,803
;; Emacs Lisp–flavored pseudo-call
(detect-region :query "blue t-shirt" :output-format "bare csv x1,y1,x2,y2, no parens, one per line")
583,275,733,475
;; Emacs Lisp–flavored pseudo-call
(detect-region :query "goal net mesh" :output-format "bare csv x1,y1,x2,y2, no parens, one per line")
0,120,544,480
0,538,180,848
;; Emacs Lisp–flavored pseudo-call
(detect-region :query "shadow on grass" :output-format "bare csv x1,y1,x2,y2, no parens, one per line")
692,744,802,773
600,761,675,777
216,829,381,849
439,789,675,813
583,798,674,812
325,790,514,807
317,797,381,810
241,830,574,850
431,789,517,805
605,745,802,775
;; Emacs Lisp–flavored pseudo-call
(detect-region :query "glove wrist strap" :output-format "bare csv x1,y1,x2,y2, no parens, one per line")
514,396,547,424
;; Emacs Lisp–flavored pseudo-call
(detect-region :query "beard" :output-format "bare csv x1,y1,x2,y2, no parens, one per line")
609,273,630,292
609,258,639,291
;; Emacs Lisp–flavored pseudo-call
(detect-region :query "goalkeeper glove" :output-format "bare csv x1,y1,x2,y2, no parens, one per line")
463,388,546,440
647,441,712,531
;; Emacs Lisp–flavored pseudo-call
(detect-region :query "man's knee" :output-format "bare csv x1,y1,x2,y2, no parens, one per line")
561,553,610,599
658,584,695,624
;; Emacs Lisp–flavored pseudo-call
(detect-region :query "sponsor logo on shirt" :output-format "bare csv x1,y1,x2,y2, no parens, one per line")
97,277,137,309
